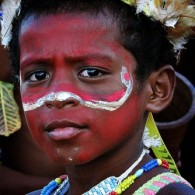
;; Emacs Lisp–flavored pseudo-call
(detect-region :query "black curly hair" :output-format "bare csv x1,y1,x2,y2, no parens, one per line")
7,0,177,82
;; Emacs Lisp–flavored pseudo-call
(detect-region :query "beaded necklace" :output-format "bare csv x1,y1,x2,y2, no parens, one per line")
40,149,169,195
40,175,68,195
41,149,146,195
41,158,169,195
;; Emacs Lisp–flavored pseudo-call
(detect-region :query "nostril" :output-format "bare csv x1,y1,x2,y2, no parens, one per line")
45,101,53,108
44,97,80,109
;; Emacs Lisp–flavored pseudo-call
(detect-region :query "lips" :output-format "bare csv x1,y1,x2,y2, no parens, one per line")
45,120,87,140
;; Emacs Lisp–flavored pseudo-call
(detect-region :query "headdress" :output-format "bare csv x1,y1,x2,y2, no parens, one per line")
0,0,21,47
0,0,195,52
122,0,195,52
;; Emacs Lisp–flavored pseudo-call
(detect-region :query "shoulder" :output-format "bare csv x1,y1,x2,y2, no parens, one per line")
156,182,195,195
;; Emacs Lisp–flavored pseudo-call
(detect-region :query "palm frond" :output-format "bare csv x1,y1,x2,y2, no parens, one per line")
0,81,21,136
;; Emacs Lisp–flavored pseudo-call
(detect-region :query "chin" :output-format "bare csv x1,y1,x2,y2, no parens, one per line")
49,152,96,167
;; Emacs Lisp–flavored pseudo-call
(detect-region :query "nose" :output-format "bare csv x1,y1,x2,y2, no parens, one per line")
44,94,80,109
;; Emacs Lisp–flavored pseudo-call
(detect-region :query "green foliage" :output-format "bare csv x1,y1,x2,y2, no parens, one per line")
0,81,21,136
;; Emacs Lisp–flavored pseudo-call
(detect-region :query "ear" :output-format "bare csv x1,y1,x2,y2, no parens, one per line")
145,65,176,113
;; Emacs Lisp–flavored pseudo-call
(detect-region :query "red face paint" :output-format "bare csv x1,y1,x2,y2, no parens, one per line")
22,83,126,103
19,12,146,166
22,66,131,111
22,89,125,102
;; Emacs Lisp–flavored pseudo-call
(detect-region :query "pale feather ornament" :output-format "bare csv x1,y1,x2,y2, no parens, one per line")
122,0,195,53
1,0,21,47
143,127,162,148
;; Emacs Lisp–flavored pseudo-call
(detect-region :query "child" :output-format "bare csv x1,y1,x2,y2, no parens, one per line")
0,32,65,194
1,0,195,194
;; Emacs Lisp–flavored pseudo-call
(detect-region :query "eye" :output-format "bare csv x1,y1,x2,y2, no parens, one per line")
25,70,50,82
79,68,108,78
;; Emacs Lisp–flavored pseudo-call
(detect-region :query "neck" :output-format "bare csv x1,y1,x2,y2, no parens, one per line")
65,140,147,194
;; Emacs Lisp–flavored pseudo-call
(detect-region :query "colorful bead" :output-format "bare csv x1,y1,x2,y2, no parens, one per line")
0,12,3,18
157,159,162,165
59,175,67,180
41,175,67,195
109,192,118,195
109,159,169,195
162,159,170,169
41,159,169,195
55,178,62,184
135,169,144,177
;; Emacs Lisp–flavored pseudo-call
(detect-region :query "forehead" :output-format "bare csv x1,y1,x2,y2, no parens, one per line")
20,12,120,52
20,11,118,37
19,12,137,67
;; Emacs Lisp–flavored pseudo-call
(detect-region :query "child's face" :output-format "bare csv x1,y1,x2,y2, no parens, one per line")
19,13,148,165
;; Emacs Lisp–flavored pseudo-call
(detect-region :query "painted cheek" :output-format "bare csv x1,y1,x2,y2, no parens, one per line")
21,86,125,103
79,90,125,102
25,111,40,138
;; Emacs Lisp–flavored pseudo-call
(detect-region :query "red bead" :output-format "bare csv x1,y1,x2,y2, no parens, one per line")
109,192,118,195
59,175,68,181
161,160,170,170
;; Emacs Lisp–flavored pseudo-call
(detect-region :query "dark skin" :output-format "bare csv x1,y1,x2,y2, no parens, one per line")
0,44,65,195
18,12,195,194
68,67,177,195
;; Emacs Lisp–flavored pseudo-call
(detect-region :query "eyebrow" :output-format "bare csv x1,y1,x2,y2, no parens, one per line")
20,53,116,69
65,54,115,66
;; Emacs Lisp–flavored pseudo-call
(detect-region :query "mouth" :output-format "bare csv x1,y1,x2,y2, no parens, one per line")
45,120,87,140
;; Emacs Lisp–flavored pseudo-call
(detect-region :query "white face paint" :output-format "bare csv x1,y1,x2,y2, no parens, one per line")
22,66,133,112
